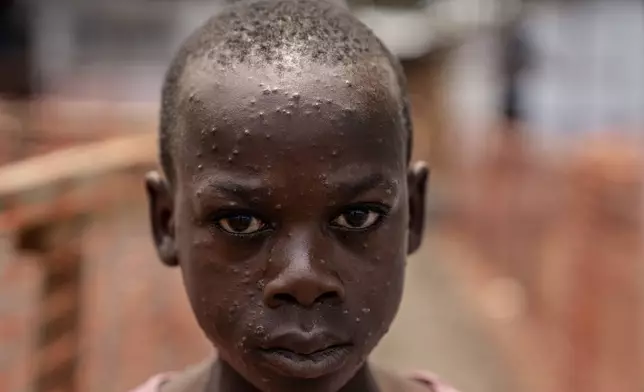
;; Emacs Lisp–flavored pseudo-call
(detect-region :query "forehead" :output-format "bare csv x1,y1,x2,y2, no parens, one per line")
172,60,406,187
179,57,401,116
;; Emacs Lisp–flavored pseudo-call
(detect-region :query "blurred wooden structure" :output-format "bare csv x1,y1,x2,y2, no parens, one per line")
443,131,644,392
0,101,157,392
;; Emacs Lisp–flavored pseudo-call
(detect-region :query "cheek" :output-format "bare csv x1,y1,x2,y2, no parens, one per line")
347,224,406,348
176,226,260,346
362,258,404,334
180,263,241,342
175,207,271,347
370,218,407,331
183,266,268,362
345,272,403,359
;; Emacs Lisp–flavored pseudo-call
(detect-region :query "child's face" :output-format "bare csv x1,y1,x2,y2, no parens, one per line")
147,63,427,392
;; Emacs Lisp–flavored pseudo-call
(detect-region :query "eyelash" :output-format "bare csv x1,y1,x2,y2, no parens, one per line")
209,203,391,238
330,203,390,232
209,209,273,238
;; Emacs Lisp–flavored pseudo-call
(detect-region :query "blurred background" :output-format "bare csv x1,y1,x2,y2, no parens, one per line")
0,0,643,391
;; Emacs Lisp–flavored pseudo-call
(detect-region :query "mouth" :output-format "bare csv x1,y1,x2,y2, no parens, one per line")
258,343,353,379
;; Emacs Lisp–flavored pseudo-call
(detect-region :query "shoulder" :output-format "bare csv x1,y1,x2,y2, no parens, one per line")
407,370,461,392
128,374,171,392
128,359,212,392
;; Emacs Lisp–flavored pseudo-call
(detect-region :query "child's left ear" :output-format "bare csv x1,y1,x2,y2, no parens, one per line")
407,161,429,254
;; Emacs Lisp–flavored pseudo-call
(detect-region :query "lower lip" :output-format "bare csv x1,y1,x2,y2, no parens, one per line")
258,345,352,379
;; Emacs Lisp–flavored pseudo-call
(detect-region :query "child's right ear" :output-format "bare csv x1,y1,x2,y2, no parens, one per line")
145,171,179,267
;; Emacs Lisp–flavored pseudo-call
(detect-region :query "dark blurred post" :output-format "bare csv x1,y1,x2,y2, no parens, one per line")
499,9,530,132
0,0,35,163
17,217,85,392
0,0,32,99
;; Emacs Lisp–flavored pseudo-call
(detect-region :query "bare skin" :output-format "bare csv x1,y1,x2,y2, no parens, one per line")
146,61,428,392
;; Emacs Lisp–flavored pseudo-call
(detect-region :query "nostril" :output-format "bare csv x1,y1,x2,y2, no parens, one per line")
269,291,340,307
317,291,340,303
272,293,297,305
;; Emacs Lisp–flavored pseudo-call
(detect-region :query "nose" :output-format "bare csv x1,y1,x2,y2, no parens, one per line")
263,237,344,308
264,265,345,308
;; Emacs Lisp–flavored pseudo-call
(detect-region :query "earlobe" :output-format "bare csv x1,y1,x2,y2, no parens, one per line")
145,171,179,267
407,161,429,254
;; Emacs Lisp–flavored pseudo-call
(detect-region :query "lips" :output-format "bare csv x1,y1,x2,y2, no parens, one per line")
257,330,352,379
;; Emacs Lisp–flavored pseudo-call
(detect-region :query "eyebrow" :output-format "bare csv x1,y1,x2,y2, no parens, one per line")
193,170,398,203
193,173,271,201
325,171,398,200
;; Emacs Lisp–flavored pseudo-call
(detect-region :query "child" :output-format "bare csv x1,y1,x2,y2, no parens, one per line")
137,0,458,391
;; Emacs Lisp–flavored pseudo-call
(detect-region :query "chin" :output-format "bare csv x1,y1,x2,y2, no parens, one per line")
246,351,365,392
258,371,357,392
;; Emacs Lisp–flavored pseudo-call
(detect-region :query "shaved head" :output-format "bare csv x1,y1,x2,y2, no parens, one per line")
159,0,412,183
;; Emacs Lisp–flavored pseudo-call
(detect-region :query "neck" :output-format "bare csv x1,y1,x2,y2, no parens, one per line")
338,364,380,392
206,359,380,392
206,360,256,392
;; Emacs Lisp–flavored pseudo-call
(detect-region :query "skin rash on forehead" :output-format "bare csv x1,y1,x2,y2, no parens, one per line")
175,61,404,160
174,61,408,205
146,60,428,392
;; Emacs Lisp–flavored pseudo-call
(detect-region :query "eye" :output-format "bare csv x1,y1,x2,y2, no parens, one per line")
217,213,267,235
331,206,385,231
